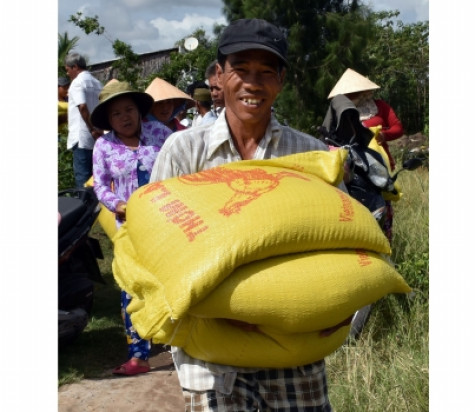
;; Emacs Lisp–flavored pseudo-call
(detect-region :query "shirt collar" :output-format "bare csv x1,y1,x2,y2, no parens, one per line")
206,109,283,159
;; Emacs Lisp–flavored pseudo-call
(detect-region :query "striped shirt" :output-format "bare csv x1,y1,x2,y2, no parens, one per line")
149,109,331,393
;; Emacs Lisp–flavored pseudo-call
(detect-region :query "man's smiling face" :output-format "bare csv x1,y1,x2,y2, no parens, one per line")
217,49,285,128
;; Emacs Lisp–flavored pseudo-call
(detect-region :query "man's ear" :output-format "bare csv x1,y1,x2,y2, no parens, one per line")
279,67,286,86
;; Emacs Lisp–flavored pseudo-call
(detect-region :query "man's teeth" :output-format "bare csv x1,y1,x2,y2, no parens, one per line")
244,99,260,104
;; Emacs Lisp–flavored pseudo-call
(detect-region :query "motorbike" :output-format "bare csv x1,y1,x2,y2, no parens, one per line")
58,186,105,346
318,94,423,339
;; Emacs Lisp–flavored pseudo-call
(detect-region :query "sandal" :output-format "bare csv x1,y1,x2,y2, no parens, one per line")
113,359,151,376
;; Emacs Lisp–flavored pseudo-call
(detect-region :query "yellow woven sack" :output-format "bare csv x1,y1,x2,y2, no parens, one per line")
84,176,118,241
113,150,391,342
368,126,402,202
190,249,411,333
168,317,352,368
117,248,410,367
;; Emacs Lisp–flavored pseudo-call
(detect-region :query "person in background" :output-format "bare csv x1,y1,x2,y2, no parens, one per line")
58,76,70,102
327,68,404,242
185,80,209,126
205,59,225,116
90,81,172,376
144,77,194,132
327,68,404,171
176,107,192,128
149,18,346,411
192,87,217,126
58,77,70,135
64,52,104,188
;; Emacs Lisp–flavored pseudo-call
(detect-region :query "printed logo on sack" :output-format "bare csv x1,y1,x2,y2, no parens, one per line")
139,182,208,242
179,168,310,216
138,168,310,242
355,249,372,267
333,188,355,222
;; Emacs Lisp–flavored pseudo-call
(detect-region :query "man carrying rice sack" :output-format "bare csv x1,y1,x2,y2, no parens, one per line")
113,18,411,412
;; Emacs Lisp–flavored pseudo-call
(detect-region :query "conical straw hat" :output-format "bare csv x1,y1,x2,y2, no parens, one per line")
327,68,380,99
145,77,194,110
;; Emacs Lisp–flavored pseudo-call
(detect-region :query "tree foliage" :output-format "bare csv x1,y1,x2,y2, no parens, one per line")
146,27,224,92
68,12,107,37
110,40,142,89
58,32,79,77
221,0,428,135
361,12,429,134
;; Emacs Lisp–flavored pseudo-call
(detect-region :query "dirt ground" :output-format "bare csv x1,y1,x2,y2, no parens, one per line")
58,351,185,412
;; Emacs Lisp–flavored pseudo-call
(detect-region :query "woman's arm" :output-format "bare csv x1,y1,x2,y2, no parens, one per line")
92,138,122,213
375,99,404,142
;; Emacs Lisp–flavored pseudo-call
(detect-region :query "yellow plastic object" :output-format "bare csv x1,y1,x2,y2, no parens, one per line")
84,176,118,241
368,126,402,201
58,101,68,134
110,150,404,367
58,101,68,116
190,250,410,333
170,318,352,368
162,249,409,367
114,150,390,321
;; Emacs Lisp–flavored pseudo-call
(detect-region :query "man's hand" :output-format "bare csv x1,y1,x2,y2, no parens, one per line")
376,132,386,145
91,128,104,140
115,201,127,222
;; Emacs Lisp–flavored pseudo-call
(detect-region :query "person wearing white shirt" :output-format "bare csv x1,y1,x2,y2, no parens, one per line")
192,87,217,126
64,52,103,187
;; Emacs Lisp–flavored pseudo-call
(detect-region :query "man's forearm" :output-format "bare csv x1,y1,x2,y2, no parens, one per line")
78,104,103,138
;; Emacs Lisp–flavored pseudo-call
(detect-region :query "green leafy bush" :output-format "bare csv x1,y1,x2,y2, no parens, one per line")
58,132,75,190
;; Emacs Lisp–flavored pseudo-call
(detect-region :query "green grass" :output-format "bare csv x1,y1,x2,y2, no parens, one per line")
58,165,429,410
58,133,75,191
327,166,429,411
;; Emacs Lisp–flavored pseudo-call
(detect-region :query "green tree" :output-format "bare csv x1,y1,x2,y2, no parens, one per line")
221,0,428,135
58,32,79,77
147,27,224,91
362,12,429,134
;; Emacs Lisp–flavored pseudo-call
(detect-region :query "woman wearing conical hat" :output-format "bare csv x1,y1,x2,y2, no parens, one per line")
144,77,195,132
328,68,404,171
328,68,405,243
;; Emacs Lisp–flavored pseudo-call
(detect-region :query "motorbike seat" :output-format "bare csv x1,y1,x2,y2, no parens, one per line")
58,196,87,238
58,188,99,257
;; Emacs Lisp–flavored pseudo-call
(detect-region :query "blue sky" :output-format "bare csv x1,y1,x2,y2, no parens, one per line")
58,0,429,64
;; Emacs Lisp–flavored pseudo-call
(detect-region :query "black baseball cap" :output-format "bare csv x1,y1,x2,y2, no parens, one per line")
218,18,288,67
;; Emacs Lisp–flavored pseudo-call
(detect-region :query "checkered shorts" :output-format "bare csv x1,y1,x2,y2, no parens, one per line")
183,360,332,411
